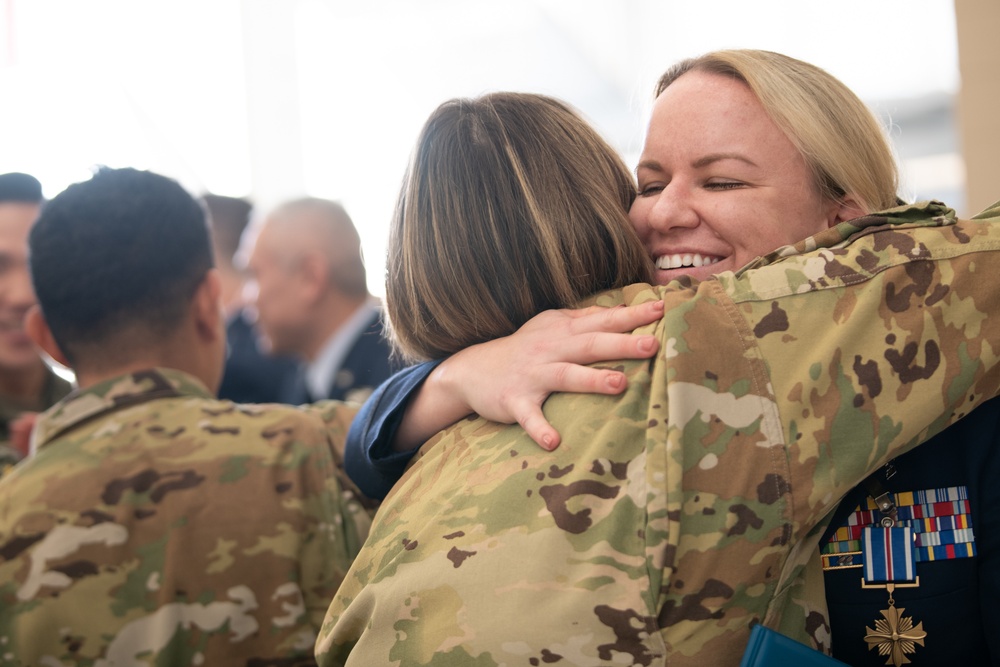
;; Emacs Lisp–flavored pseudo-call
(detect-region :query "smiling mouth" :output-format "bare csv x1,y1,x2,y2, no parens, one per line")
655,253,722,270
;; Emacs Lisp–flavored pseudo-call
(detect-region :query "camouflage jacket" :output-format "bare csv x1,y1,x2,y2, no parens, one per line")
0,368,371,667
315,201,1000,667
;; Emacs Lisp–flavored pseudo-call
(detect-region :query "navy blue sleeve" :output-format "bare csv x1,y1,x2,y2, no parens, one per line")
343,359,444,499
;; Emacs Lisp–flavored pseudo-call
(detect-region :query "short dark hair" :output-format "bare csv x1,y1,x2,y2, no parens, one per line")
29,167,214,364
0,172,44,204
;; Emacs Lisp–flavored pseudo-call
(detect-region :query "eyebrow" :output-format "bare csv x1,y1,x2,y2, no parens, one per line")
636,152,759,174
692,152,758,169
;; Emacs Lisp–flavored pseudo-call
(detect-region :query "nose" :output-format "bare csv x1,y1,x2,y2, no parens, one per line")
644,183,700,235
2,263,36,310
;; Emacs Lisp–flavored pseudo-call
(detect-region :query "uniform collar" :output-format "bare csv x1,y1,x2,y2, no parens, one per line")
32,368,214,450
737,200,957,274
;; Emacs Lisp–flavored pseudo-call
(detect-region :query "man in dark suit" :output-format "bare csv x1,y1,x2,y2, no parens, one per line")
246,197,396,404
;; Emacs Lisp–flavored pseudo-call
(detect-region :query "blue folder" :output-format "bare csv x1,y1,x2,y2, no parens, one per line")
739,624,849,667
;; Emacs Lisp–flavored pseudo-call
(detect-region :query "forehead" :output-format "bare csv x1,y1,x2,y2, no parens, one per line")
0,202,39,250
248,217,299,270
642,70,793,160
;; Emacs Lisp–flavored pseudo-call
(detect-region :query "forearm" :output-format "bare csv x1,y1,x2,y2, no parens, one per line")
343,360,444,499
391,353,477,452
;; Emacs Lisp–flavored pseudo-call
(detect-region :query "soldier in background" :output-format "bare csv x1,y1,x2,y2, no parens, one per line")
0,172,72,473
0,168,369,665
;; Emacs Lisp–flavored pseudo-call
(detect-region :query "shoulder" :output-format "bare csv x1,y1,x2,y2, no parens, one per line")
90,397,351,472
202,399,355,445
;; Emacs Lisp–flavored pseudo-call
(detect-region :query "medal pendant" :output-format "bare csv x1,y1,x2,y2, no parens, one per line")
863,583,927,666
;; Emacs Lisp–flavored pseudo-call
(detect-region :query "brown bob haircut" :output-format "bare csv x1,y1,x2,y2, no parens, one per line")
386,92,652,362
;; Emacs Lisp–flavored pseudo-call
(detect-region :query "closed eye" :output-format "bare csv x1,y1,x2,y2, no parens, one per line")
705,181,744,190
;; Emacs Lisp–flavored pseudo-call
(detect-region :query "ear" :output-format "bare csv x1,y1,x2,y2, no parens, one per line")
192,269,224,344
25,305,71,367
825,194,867,227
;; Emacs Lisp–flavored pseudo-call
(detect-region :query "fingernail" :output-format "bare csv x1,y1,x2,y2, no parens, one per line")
638,337,656,353
542,435,554,450
607,373,625,390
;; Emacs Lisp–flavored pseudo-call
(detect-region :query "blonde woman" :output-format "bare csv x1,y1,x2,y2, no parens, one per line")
317,87,1000,665
347,51,1000,665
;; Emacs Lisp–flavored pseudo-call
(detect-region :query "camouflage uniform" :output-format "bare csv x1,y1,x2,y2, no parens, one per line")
0,365,72,476
0,368,371,666
315,201,1000,667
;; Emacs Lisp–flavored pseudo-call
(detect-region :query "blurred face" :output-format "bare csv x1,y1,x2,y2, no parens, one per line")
245,223,310,357
0,202,42,370
630,70,840,285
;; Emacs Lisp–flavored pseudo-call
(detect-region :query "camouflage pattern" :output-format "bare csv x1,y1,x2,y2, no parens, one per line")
0,367,371,666
315,201,1000,667
0,365,72,477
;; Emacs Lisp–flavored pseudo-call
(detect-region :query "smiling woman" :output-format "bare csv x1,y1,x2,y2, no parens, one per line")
335,48,1000,666
315,52,1000,663
631,51,895,284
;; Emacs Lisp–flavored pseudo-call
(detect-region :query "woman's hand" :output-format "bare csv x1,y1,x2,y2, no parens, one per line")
397,300,663,451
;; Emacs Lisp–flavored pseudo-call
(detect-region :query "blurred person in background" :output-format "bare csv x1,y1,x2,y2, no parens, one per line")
247,197,398,405
202,193,297,404
0,172,72,473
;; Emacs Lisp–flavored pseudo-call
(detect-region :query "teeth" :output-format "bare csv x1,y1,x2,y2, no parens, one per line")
656,253,721,270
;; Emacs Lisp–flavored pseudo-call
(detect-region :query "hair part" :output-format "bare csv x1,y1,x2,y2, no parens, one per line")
657,49,899,213
29,167,214,366
387,92,652,362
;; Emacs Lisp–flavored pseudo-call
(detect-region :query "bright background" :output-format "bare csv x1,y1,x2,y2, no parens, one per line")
0,0,964,296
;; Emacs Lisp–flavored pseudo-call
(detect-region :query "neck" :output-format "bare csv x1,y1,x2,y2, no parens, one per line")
71,336,218,395
300,295,368,362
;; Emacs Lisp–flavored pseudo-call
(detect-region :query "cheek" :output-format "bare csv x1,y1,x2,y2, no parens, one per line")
780,184,833,241
627,203,651,239
254,279,281,314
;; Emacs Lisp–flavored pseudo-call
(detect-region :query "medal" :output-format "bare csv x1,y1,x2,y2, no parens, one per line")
861,581,926,667
859,507,926,666
822,480,976,665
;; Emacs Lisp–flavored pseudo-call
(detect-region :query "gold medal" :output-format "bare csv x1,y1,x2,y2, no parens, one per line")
862,582,927,666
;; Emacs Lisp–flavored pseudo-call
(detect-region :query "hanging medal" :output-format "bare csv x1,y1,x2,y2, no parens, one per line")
860,525,926,666
822,479,977,665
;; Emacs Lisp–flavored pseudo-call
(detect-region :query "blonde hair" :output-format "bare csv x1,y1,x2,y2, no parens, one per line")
387,92,652,362
657,50,899,213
